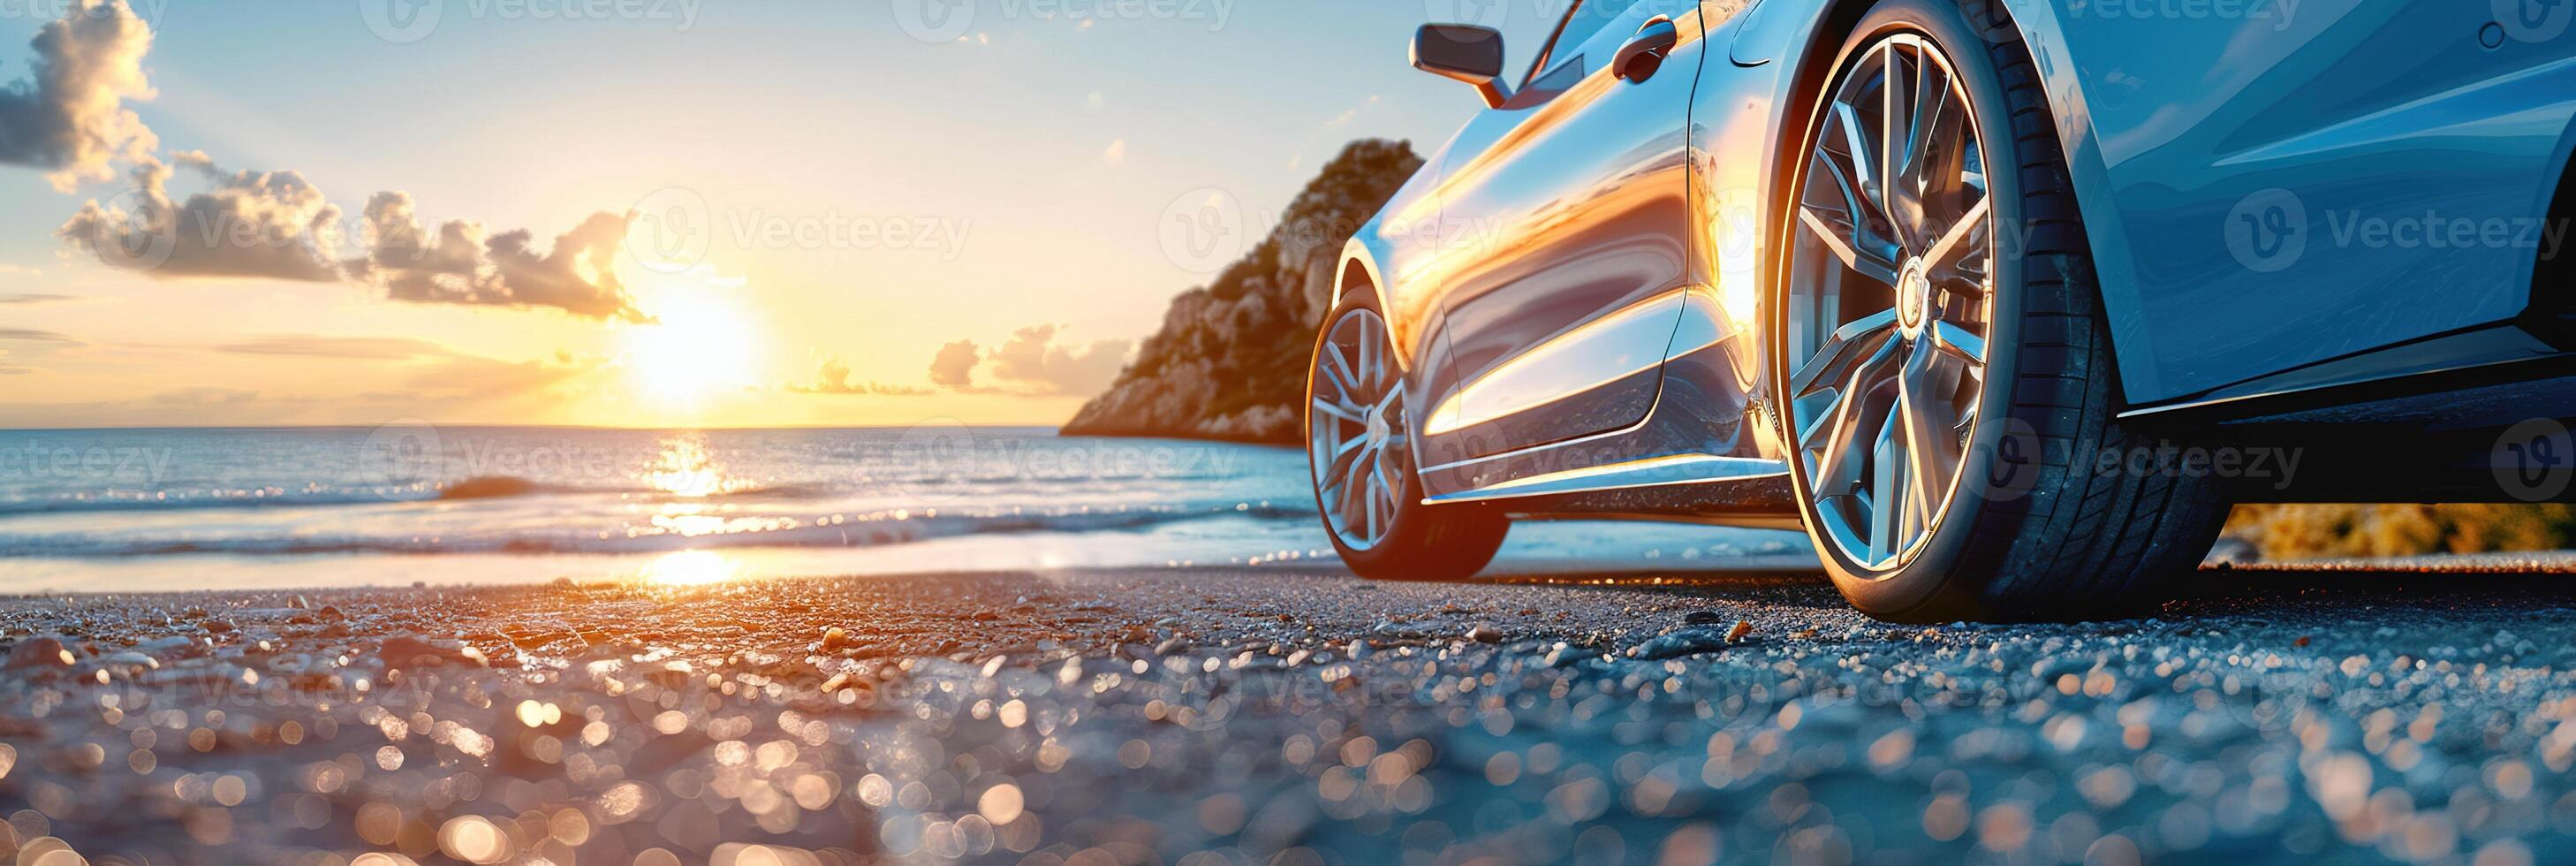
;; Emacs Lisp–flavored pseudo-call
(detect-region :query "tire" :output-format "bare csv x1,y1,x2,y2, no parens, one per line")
1772,0,2228,621
1307,291,1509,581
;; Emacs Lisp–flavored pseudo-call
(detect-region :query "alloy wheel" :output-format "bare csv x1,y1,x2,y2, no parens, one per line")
1785,32,1995,572
1309,308,1410,551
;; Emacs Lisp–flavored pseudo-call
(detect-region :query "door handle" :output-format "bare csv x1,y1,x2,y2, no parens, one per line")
1614,17,1679,82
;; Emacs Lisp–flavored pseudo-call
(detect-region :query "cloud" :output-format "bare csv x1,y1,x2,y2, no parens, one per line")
13,3,648,323
390,352,602,401
350,192,648,322
57,155,345,282
0,329,80,344
928,339,981,389
1102,139,1127,166
150,386,256,406
988,324,1130,396
791,357,936,397
0,349,27,375
216,335,458,360
0,292,70,303
0,0,157,192
52,167,648,320
924,326,1130,396
830,329,1132,399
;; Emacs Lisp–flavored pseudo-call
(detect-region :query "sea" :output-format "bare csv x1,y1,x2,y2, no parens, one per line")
0,426,1815,593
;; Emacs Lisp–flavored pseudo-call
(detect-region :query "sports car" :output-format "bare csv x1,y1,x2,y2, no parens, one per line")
1307,0,2576,619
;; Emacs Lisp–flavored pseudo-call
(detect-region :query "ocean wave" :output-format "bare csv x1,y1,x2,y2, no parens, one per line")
0,502,1316,558
0,475,883,515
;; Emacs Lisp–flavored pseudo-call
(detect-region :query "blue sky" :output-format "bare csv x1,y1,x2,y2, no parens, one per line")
0,0,1574,427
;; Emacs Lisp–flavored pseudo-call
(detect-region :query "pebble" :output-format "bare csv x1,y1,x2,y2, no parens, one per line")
1467,625,1504,643
375,634,486,669
1633,628,1729,660
5,636,75,671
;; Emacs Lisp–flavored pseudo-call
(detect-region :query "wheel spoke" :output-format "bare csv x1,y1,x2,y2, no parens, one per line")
1791,309,1899,396
1312,397,1365,425
1932,321,1986,364
1881,41,1922,252
1321,345,1363,402
1807,336,1898,496
1866,418,1903,566
1924,197,1989,271
1904,62,1964,210
1833,100,1878,218
1341,447,1373,527
1799,207,1901,287
1897,346,1959,524
1355,316,1379,391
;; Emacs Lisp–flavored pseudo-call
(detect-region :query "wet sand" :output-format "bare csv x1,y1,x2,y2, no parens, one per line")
0,564,2571,864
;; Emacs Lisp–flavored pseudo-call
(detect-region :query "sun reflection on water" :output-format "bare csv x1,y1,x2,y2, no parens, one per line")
641,550,740,586
647,434,740,498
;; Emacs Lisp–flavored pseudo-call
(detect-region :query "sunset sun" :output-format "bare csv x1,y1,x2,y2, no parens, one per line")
624,290,758,405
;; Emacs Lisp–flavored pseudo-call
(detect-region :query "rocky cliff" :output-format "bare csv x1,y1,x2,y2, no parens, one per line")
1061,140,1424,444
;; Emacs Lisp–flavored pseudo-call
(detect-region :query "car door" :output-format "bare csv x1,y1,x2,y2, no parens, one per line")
2030,1,2576,403
1416,0,1708,465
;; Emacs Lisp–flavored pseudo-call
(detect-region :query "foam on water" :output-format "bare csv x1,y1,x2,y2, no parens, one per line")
0,427,1810,590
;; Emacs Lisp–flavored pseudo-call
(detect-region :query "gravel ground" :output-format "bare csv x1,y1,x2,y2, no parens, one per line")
0,564,2572,864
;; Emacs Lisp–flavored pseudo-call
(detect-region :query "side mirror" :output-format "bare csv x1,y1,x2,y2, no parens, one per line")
1413,24,1511,109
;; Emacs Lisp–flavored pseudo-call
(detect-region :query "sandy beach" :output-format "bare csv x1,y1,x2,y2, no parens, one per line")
0,564,2570,864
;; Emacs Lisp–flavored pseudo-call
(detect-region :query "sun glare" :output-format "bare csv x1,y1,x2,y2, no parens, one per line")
641,550,740,587
624,291,757,405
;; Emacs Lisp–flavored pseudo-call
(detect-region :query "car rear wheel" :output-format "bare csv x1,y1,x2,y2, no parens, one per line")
1775,0,2228,621
1308,294,1508,581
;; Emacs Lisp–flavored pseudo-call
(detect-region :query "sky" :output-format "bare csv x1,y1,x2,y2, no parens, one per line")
0,0,1581,429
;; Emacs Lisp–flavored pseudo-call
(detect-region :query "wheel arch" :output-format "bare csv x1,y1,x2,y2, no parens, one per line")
1332,240,1383,310
2527,117,2576,338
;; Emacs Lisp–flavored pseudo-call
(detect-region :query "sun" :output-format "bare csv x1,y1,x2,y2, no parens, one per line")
623,290,757,405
